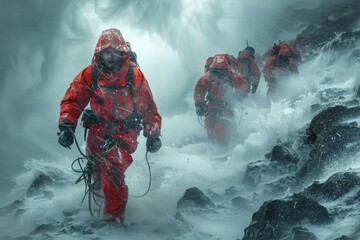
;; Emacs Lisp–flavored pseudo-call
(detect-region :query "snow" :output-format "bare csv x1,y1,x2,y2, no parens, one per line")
1,0,360,239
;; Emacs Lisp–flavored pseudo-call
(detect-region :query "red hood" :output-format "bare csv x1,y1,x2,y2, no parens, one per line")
204,57,214,72
94,28,129,55
209,54,233,71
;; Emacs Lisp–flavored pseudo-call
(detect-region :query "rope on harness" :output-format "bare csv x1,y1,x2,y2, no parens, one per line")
69,130,152,219
197,98,247,129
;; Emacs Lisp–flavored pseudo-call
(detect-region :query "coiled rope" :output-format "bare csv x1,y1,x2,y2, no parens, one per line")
69,131,152,219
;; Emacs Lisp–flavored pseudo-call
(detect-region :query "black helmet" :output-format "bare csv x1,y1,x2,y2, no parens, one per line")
126,41,132,51
245,46,255,57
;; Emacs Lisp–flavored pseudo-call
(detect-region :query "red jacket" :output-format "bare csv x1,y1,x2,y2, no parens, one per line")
235,49,261,91
194,54,249,113
59,29,161,138
262,44,298,82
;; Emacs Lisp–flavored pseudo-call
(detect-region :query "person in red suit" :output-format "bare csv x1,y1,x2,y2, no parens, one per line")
194,54,249,156
262,43,298,98
234,46,261,94
262,34,306,65
58,28,162,223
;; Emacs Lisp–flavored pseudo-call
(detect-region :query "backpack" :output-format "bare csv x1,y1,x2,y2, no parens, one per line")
271,43,281,57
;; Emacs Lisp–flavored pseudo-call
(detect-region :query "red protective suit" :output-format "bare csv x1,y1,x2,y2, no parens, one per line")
194,54,249,154
59,28,161,222
262,43,298,97
262,43,281,64
204,57,214,73
235,48,261,94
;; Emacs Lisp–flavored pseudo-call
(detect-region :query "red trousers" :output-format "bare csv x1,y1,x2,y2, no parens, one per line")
205,111,236,153
86,122,138,222
96,147,132,222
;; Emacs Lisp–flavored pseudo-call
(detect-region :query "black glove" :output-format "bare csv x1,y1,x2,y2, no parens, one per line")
146,137,162,153
196,103,206,116
58,124,75,148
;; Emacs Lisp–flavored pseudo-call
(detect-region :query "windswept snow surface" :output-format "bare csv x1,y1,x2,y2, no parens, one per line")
0,0,360,239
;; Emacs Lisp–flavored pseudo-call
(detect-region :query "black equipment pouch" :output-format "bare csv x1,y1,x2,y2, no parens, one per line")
81,109,101,129
81,108,102,141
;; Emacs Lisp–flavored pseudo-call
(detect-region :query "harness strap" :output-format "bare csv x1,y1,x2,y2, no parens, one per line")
83,63,141,142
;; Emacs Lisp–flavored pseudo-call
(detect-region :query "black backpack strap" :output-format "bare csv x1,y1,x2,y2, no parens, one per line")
205,74,215,103
125,63,134,95
124,64,142,132
91,62,100,92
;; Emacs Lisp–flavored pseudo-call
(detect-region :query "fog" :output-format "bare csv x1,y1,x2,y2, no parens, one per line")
0,0,320,204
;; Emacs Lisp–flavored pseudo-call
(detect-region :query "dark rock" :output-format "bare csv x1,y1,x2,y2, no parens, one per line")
264,175,297,196
177,187,215,210
282,0,360,50
245,158,298,186
26,175,54,198
0,200,23,216
319,89,352,104
291,227,317,240
344,99,360,108
334,236,351,240
270,145,299,165
302,172,360,201
311,104,322,114
297,126,360,182
301,24,336,49
83,228,95,235
28,224,56,235
309,105,359,136
301,10,360,49
301,124,318,145
62,209,80,217
67,224,85,233
348,49,360,65
329,30,360,51
175,187,215,230
242,194,331,240
347,189,360,205
245,160,271,186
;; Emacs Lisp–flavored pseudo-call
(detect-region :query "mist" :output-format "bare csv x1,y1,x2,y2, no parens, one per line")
0,0,323,205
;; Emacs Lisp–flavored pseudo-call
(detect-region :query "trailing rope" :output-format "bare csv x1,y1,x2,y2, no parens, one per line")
69,130,152,219
196,97,247,129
